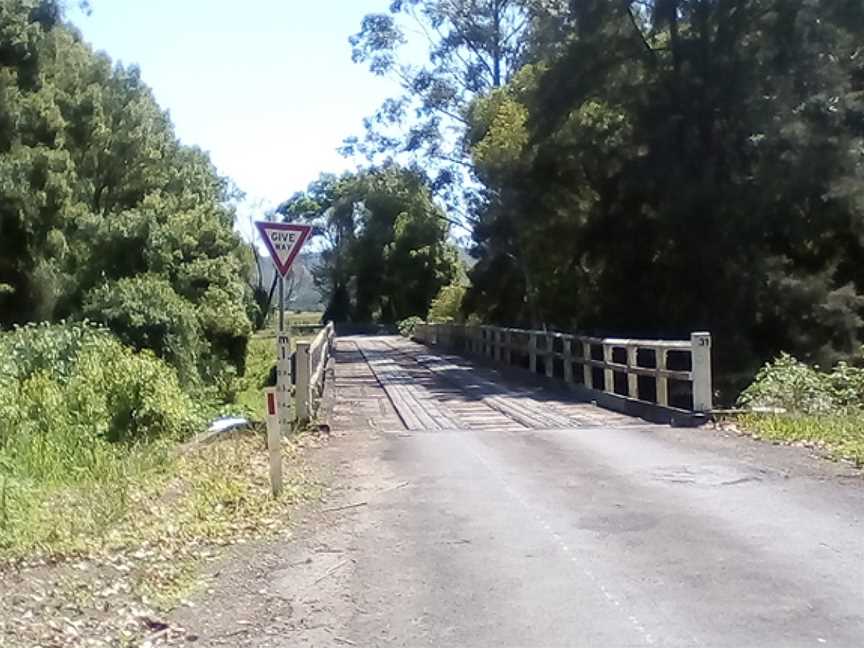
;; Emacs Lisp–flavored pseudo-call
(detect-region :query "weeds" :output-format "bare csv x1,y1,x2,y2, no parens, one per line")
736,352,864,467
737,412,864,467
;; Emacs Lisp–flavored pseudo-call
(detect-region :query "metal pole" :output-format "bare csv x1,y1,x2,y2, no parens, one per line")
276,274,292,435
278,276,285,332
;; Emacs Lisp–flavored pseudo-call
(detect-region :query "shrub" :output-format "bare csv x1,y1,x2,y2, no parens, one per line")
737,352,864,414
398,316,423,337
82,275,203,384
427,280,467,323
0,322,203,481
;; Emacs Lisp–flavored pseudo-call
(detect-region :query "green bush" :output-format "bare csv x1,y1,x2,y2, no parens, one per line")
398,316,423,337
0,322,203,482
82,275,204,384
737,353,864,414
427,280,467,323
735,353,864,466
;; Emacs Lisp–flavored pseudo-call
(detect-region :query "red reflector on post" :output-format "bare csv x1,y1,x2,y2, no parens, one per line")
267,391,276,416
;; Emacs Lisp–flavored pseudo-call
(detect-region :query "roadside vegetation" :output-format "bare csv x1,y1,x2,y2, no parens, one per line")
0,430,319,645
0,319,322,557
340,1,864,399
0,7,332,632
733,354,864,467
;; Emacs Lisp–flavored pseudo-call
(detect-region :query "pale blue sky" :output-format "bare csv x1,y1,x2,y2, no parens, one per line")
69,1,402,225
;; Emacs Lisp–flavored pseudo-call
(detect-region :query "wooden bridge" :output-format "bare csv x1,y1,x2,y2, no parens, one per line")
325,323,713,435
312,323,715,431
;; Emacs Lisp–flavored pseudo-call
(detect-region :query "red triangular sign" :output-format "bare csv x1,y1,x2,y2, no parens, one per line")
255,222,312,277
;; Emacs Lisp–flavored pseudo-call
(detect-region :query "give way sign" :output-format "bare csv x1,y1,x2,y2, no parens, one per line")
255,222,312,277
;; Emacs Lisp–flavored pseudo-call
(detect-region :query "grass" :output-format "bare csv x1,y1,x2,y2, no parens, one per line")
0,433,317,563
0,440,174,557
233,333,279,420
0,432,322,646
264,310,324,329
286,310,324,325
736,412,864,467
232,327,322,420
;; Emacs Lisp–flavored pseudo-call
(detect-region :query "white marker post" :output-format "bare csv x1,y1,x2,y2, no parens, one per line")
691,332,713,413
264,387,282,496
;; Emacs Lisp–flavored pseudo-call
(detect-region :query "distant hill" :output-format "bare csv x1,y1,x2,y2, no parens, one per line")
252,251,324,312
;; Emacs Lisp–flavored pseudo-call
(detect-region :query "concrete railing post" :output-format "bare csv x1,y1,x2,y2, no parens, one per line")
545,334,554,378
603,344,614,393
529,333,537,373
504,330,512,365
582,341,593,388
563,337,573,383
691,332,713,412
295,341,311,424
657,349,669,406
627,346,639,399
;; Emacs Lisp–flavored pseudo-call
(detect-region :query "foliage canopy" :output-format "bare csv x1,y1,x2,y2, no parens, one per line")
0,0,254,384
278,166,460,323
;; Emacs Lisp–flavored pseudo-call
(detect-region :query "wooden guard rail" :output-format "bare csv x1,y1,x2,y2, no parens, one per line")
413,323,712,413
295,321,335,423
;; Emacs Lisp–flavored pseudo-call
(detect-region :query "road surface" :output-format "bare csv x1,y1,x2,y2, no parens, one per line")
176,335,864,647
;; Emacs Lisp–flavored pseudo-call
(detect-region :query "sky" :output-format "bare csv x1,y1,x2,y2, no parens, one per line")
68,0,402,233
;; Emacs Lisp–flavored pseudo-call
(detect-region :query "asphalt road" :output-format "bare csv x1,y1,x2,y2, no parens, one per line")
328,426,863,648
175,336,864,647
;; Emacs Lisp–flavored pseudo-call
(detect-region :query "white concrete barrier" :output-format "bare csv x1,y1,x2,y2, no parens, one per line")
295,321,336,424
414,323,712,413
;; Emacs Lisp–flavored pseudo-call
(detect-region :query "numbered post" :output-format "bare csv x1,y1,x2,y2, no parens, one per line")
691,332,713,413
264,387,282,496
276,334,292,436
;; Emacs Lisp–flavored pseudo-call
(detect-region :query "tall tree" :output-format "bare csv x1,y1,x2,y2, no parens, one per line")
278,166,460,323
0,0,254,383
465,0,864,383
344,0,531,216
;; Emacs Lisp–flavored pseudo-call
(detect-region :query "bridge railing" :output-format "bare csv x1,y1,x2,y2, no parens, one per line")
295,321,336,423
413,323,712,413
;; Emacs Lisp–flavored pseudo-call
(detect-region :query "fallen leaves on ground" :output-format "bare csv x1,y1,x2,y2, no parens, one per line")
0,431,326,647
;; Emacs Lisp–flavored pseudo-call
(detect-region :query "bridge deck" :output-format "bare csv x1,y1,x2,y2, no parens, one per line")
332,335,644,433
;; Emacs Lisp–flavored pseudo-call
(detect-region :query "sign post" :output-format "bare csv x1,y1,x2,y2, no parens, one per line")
278,275,285,333
255,222,312,437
